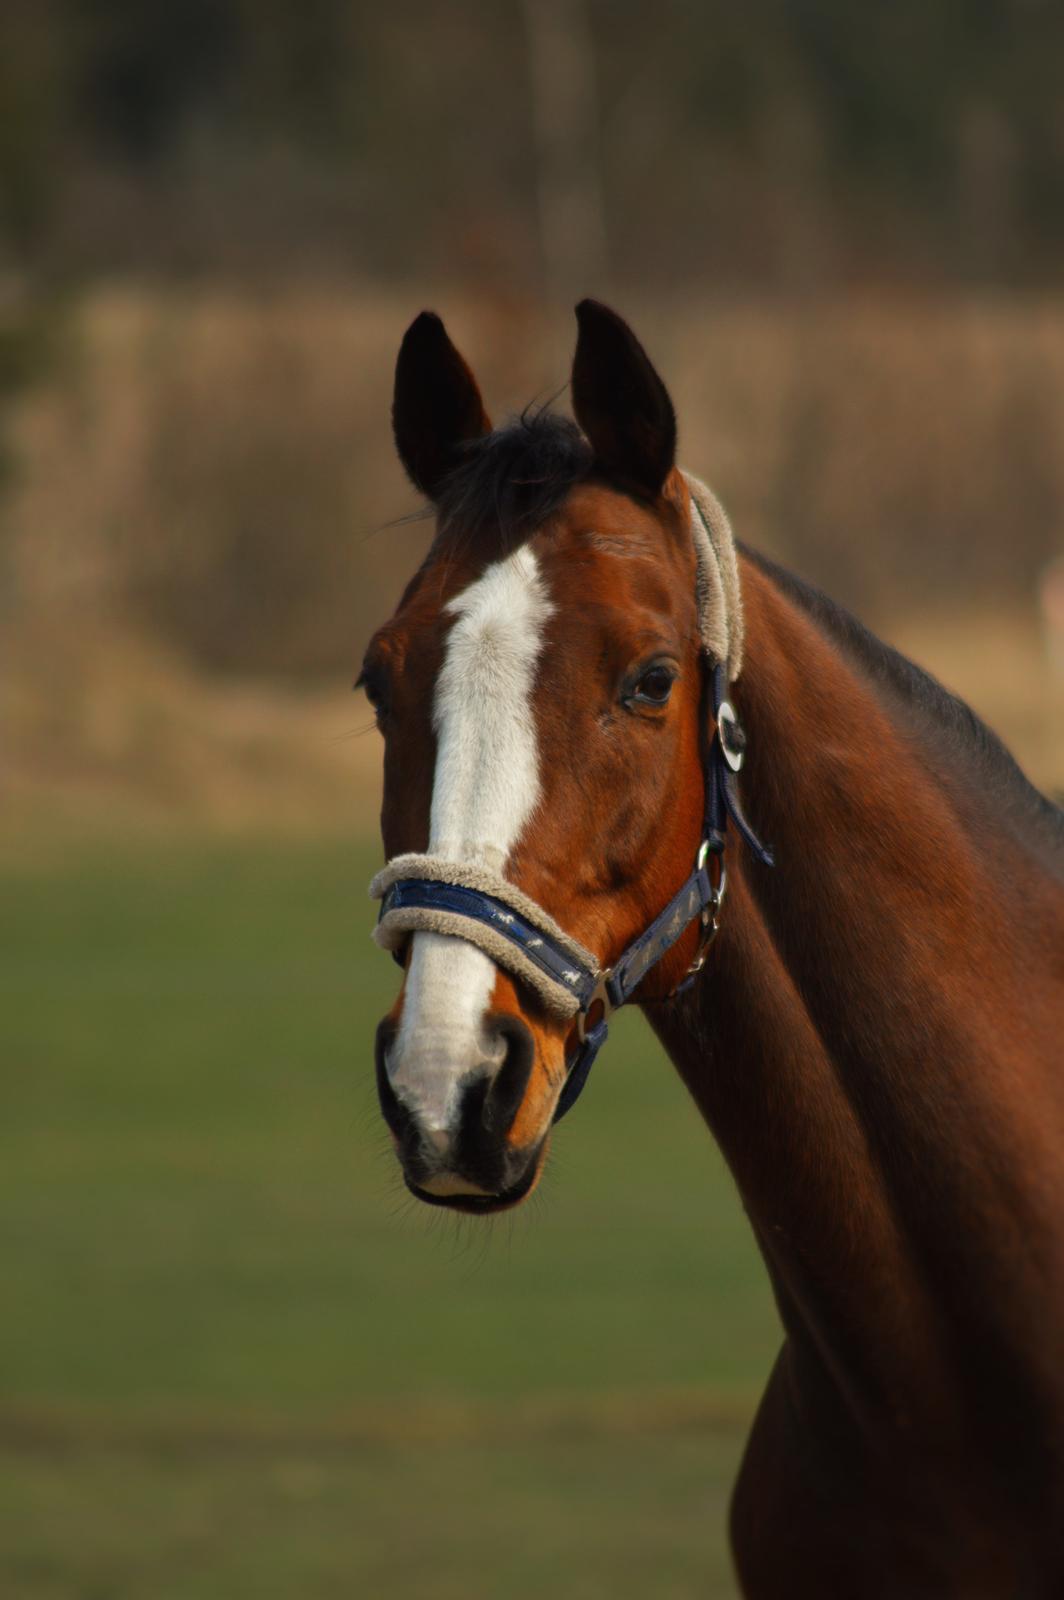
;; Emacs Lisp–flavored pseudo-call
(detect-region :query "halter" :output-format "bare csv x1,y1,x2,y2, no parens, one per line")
369,491,774,1124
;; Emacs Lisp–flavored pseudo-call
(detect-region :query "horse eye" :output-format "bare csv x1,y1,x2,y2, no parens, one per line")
356,666,389,725
632,666,676,706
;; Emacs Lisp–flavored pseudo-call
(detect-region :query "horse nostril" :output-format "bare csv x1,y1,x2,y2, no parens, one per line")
480,1013,535,1137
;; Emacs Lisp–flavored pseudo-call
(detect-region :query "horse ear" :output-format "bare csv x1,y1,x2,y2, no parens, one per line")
571,299,676,496
392,312,492,499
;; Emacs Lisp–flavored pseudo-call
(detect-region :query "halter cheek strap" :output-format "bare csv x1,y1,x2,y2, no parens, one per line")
369,662,773,1124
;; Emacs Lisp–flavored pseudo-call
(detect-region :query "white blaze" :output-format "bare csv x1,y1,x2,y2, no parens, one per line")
389,547,553,1135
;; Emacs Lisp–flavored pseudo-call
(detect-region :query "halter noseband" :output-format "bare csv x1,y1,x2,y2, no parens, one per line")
370,660,773,1125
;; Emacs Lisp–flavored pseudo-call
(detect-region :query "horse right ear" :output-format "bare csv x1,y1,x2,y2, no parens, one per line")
392,312,492,500
571,299,676,497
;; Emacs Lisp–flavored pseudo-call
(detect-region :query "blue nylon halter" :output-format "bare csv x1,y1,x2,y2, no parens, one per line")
377,663,773,1123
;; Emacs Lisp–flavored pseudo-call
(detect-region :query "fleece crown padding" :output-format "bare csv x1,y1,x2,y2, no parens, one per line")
681,470,744,682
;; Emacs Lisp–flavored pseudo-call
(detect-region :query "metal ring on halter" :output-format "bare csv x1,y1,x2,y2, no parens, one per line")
575,969,616,1044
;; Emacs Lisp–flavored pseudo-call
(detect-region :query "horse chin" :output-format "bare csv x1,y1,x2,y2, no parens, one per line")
403,1143,546,1215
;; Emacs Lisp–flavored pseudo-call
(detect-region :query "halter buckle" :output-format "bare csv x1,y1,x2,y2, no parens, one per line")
575,969,616,1043
681,851,727,984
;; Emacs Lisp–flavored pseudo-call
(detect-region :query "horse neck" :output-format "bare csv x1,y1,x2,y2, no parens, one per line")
648,559,1064,1463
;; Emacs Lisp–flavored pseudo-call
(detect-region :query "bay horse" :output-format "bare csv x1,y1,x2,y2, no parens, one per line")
361,301,1064,1596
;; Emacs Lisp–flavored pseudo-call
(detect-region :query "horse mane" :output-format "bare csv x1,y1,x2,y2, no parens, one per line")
434,409,592,560
745,548,1064,865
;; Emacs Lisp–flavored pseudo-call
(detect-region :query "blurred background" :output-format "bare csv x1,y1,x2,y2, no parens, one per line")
2,4,1062,1597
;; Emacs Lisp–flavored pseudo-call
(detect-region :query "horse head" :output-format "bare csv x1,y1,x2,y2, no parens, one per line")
363,302,745,1213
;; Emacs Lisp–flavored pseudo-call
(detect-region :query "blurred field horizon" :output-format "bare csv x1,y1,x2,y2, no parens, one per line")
3,5,1063,1597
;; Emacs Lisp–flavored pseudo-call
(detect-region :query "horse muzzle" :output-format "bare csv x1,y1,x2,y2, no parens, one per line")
374,1015,548,1212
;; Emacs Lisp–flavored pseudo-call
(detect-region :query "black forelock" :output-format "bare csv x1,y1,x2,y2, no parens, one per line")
432,408,593,559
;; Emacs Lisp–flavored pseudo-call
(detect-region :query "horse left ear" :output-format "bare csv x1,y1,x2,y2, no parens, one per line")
392,311,492,500
571,299,676,496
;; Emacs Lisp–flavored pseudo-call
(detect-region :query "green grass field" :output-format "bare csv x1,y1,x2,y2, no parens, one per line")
0,837,779,1598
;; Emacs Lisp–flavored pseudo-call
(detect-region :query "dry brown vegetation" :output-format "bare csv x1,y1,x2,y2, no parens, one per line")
4,287,1062,836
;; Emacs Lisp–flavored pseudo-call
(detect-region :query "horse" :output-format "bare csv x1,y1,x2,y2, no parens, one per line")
361,300,1064,1596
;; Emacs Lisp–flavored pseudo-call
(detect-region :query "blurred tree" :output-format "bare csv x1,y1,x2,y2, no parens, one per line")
0,2,68,546
522,0,608,302
77,0,239,164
